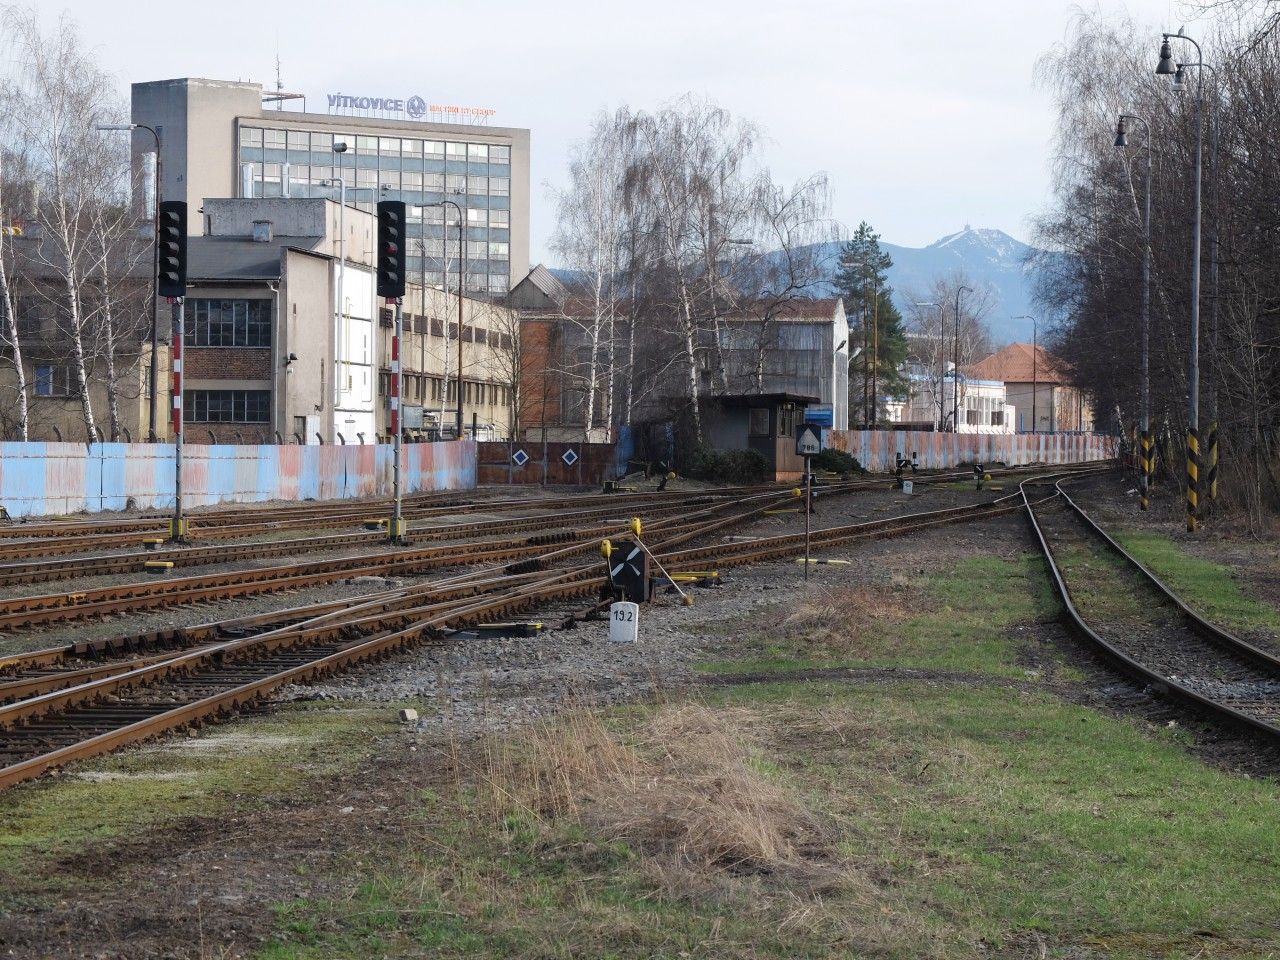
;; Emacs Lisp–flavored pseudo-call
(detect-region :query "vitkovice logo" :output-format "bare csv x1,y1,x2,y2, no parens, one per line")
406,96,427,119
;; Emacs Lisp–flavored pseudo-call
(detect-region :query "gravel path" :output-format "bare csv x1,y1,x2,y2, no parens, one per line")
287,497,1030,736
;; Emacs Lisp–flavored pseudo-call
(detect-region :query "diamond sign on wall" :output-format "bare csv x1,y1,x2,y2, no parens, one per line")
561,449,579,466
512,449,530,466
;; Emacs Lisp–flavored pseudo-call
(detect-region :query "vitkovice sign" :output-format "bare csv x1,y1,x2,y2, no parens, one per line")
327,93,427,117
326,93,495,122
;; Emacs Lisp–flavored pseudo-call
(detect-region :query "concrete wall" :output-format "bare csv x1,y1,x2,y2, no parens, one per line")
825,429,1117,472
0,440,476,518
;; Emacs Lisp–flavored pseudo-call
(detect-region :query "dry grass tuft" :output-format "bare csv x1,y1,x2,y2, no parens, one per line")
775,584,914,656
473,705,849,892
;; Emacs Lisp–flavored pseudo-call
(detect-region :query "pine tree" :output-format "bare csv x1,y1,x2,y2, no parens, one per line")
832,222,908,426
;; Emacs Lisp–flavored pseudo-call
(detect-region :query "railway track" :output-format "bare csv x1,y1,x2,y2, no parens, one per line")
0,487,818,631
0,492,768,587
0,463,1085,561
0,486,773,559
0,472,1073,790
1023,476,1280,740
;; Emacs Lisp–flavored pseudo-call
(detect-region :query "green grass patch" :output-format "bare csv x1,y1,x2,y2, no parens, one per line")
0,700,419,882
1115,529,1280,634
705,681,1280,956
699,554,1067,680
261,685,1280,958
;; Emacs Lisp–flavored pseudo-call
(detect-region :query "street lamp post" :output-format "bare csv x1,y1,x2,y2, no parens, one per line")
952,285,972,432
322,141,349,428
1013,315,1039,434
1115,114,1153,510
1157,31,1209,531
914,301,945,430
1170,60,1222,507
428,199,465,439
97,122,161,441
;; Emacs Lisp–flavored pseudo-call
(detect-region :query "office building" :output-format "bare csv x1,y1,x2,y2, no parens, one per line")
130,77,530,296
181,197,515,445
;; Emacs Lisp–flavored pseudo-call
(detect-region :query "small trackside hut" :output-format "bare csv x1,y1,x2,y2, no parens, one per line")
702,392,818,482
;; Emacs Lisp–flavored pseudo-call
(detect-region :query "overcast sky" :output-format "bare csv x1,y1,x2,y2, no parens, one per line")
43,0,1198,261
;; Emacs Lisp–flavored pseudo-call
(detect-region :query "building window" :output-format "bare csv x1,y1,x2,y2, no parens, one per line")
967,408,981,426
991,410,1004,426
425,140,444,158
34,365,75,397
488,274,508,294
490,145,510,165
489,177,510,197
14,297,45,337
489,241,509,260
446,142,466,159
748,408,770,437
184,389,270,423
778,405,796,437
489,209,510,228
446,174,467,194
186,299,272,348
467,143,488,161
241,126,264,147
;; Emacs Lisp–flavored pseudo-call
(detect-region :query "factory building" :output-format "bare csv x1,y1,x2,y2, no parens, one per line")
129,77,530,296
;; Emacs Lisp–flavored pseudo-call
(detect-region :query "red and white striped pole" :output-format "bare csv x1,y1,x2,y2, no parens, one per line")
389,298,403,543
170,296,185,541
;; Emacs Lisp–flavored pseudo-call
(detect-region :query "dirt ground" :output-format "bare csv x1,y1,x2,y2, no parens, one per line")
3,472,1279,959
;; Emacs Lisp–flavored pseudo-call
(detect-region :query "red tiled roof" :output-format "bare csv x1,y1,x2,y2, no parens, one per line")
965,342,1071,385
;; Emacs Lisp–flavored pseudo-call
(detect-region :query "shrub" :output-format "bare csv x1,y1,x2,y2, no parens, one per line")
683,446,770,484
812,448,862,475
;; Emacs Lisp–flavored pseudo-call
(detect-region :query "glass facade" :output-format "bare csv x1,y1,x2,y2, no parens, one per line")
237,125,513,294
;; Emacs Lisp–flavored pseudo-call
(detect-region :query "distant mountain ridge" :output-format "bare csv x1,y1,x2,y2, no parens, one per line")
806,227,1047,345
547,226,1049,345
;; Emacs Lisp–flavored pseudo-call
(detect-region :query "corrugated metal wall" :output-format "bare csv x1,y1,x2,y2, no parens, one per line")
0,441,477,517
477,440,616,485
824,430,1117,471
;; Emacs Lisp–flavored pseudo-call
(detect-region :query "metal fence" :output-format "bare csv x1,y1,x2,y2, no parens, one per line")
478,440,618,485
824,429,1117,472
0,440,477,518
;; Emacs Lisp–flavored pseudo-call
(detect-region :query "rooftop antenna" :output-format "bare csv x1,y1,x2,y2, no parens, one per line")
274,39,283,111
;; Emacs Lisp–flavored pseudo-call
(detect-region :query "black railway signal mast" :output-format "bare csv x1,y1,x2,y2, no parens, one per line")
377,200,408,544
158,201,188,541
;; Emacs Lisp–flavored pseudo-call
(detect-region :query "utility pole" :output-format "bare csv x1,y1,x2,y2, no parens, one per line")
952,285,972,433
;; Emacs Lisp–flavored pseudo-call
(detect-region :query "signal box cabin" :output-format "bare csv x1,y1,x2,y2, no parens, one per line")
701,392,818,482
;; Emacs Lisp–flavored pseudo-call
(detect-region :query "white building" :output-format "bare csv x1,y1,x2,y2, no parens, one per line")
887,366,1014,434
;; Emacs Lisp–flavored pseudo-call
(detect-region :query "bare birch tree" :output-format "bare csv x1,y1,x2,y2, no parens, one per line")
0,148,31,440
1,6,132,441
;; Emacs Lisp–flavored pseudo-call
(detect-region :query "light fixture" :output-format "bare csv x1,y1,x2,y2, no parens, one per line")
332,141,348,154
1114,116,1127,148
1171,64,1188,93
1156,37,1177,75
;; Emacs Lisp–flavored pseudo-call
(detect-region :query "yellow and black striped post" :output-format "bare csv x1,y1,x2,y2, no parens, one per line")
1207,421,1219,503
1139,430,1153,511
1186,427,1200,532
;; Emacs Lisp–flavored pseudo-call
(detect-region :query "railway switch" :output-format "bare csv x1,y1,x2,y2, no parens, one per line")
607,538,650,603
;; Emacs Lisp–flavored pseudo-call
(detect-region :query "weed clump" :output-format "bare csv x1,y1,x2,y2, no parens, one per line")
473,705,846,893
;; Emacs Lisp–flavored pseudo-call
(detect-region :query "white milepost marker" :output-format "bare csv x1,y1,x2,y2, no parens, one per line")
609,601,639,643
